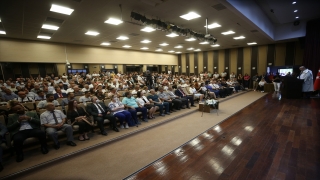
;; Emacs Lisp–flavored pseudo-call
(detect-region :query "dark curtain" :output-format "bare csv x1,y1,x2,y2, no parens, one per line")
303,18,320,80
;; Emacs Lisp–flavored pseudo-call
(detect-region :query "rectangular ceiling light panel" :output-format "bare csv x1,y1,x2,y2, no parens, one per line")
50,4,74,15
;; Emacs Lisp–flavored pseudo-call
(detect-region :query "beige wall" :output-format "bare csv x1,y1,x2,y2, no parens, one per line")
0,38,177,65
243,47,251,75
207,51,213,73
230,48,237,74
258,45,267,74
56,64,66,76
275,43,286,66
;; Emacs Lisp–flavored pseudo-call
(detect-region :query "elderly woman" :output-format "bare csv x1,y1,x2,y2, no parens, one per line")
136,91,158,119
108,94,133,128
67,100,91,141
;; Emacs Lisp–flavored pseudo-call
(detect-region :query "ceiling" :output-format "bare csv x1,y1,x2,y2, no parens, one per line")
0,0,319,54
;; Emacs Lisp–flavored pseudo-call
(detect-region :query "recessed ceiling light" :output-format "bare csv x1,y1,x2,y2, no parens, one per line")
141,47,149,50
50,4,74,15
174,45,183,48
101,42,111,46
194,49,201,51
205,23,221,29
159,43,169,46
187,48,194,50
233,36,245,40
85,31,99,36
199,41,209,44
295,16,299,19
104,18,123,25
0,18,1,22
141,27,156,32
155,49,163,51
37,35,51,39
185,37,196,41
294,10,298,12
166,33,179,37
141,40,151,43
116,36,129,40
211,44,220,47
0,30,6,34
123,45,131,48
42,24,59,30
175,52,182,54
168,50,175,53
292,2,296,4
221,31,235,35
247,42,257,45
180,12,201,20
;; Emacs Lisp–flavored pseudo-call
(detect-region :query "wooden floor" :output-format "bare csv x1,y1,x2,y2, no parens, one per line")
126,92,320,180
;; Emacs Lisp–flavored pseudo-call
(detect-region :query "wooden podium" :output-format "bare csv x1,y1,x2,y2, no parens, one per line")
198,102,219,113
281,77,303,99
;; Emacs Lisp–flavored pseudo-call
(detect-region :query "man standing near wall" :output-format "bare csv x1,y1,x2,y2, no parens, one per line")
298,66,314,98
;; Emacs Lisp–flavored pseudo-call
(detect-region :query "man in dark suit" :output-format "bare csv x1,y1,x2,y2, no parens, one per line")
86,96,119,135
0,121,7,171
175,85,196,108
54,88,67,99
7,104,48,162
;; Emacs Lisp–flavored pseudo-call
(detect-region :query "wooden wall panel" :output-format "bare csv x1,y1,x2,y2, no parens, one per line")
224,49,230,74
258,45,268,74
178,54,182,74
13,64,21,74
45,64,54,74
285,42,296,65
267,44,275,66
181,54,186,74
117,65,124,74
213,50,219,73
208,51,213,73
197,52,203,74
230,48,237,76
275,43,286,66
189,53,194,74
186,53,190,75
56,63,66,75
251,46,258,76
218,50,225,73
72,64,83,69
295,42,304,65
243,47,251,75
237,48,244,75
203,51,208,73
29,63,39,74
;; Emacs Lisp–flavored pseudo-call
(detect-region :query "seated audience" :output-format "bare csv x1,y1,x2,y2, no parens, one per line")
0,121,7,171
14,91,34,103
158,87,181,112
40,103,76,149
136,91,158,119
257,79,266,92
54,88,67,99
122,92,148,123
147,89,170,116
175,85,196,108
37,94,60,112
86,96,119,135
79,91,92,106
7,104,48,162
108,95,134,128
2,89,18,101
66,100,91,141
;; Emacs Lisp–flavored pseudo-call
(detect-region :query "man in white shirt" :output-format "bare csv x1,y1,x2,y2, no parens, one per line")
79,91,92,106
298,66,314,98
14,91,35,103
81,84,90,92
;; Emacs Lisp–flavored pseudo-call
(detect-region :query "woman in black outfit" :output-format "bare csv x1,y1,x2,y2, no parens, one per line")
67,100,91,141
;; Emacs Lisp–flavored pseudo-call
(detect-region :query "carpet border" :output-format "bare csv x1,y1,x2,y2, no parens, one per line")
123,92,268,180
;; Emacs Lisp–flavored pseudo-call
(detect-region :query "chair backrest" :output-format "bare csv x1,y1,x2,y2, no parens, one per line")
55,106,63,111
74,96,81,102
117,91,125,97
64,105,68,113
39,109,47,116
56,98,63,105
104,99,111,107
23,102,35,110
0,115,5,125
0,105,8,111
35,101,41,106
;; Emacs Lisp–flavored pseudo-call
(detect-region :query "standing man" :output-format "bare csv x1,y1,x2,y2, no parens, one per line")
86,96,119,135
40,103,76,149
298,66,314,98
7,104,48,162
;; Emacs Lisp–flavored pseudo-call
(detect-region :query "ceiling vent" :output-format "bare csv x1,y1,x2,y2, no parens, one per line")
46,17,64,24
212,4,227,11
73,40,83,43
251,30,259,33
39,32,54,36
128,33,140,36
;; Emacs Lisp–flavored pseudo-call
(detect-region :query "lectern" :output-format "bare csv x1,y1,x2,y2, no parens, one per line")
281,77,303,99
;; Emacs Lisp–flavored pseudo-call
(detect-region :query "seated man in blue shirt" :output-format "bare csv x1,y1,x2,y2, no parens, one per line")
147,89,170,116
122,92,148,123
205,81,220,98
